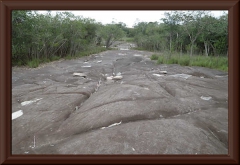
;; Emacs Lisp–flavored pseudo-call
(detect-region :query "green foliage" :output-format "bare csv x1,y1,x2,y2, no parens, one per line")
132,11,228,57
150,54,159,60
154,54,227,72
157,56,165,64
64,55,72,60
50,56,61,61
121,37,134,42
12,10,228,70
12,11,112,67
178,56,190,66
167,56,179,64
96,24,125,48
27,59,40,68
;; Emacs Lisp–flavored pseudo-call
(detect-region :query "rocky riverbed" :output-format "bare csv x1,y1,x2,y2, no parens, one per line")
12,43,228,154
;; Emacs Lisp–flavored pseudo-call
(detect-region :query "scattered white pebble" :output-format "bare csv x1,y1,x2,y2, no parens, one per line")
200,96,212,101
21,98,42,106
73,72,86,77
101,121,122,129
159,71,167,74
12,110,23,120
112,75,123,80
97,60,102,63
170,74,192,79
200,76,204,78
132,147,135,151
153,74,164,77
118,53,126,56
24,151,29,154
116,72,121,76
107,76,113,80
108,121,122,128
134,54,142,57
81,65,91,68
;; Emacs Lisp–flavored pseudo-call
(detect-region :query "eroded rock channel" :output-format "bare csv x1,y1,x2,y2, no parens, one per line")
12,44,228,154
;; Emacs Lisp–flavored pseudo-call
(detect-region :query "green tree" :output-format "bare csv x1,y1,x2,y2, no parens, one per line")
179,11,210,56
162,11,181,53
97,24,125,48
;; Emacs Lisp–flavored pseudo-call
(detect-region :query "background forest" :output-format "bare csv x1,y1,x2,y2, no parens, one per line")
12,10,228,70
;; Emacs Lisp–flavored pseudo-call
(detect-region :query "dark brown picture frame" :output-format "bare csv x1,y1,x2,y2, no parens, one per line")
0,0,239,164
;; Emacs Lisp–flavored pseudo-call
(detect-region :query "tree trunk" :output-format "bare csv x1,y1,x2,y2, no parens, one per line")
169,34,172,53
180,43,183,56
190,43,193,56
204,41,209,56
106,35,112,48
210,43,217,56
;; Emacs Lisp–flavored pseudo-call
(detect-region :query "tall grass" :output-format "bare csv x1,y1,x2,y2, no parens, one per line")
151,54,228,72
150,54,158,60
27,58,40,68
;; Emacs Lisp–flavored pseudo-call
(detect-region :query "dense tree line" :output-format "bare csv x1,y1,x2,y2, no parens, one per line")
131,11,228,57
12,10,125,66
12,10,227,67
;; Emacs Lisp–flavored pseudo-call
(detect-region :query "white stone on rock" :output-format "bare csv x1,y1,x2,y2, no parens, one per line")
12,110,23,120
153,74,164,77
200,96,212,101
73,73,87,78
159,71,167,74
170,74,192,79
107,76,113,80
118,53,126,56
112,75,123,80
116,72,121,76
21,98,42,106
101,121,122,129
81,65,91,68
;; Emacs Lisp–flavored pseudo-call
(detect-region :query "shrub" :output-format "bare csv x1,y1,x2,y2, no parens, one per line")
27,59,40,68
150,54,158,60
157,56,165,64
64,55,72,60
50,56,61,61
